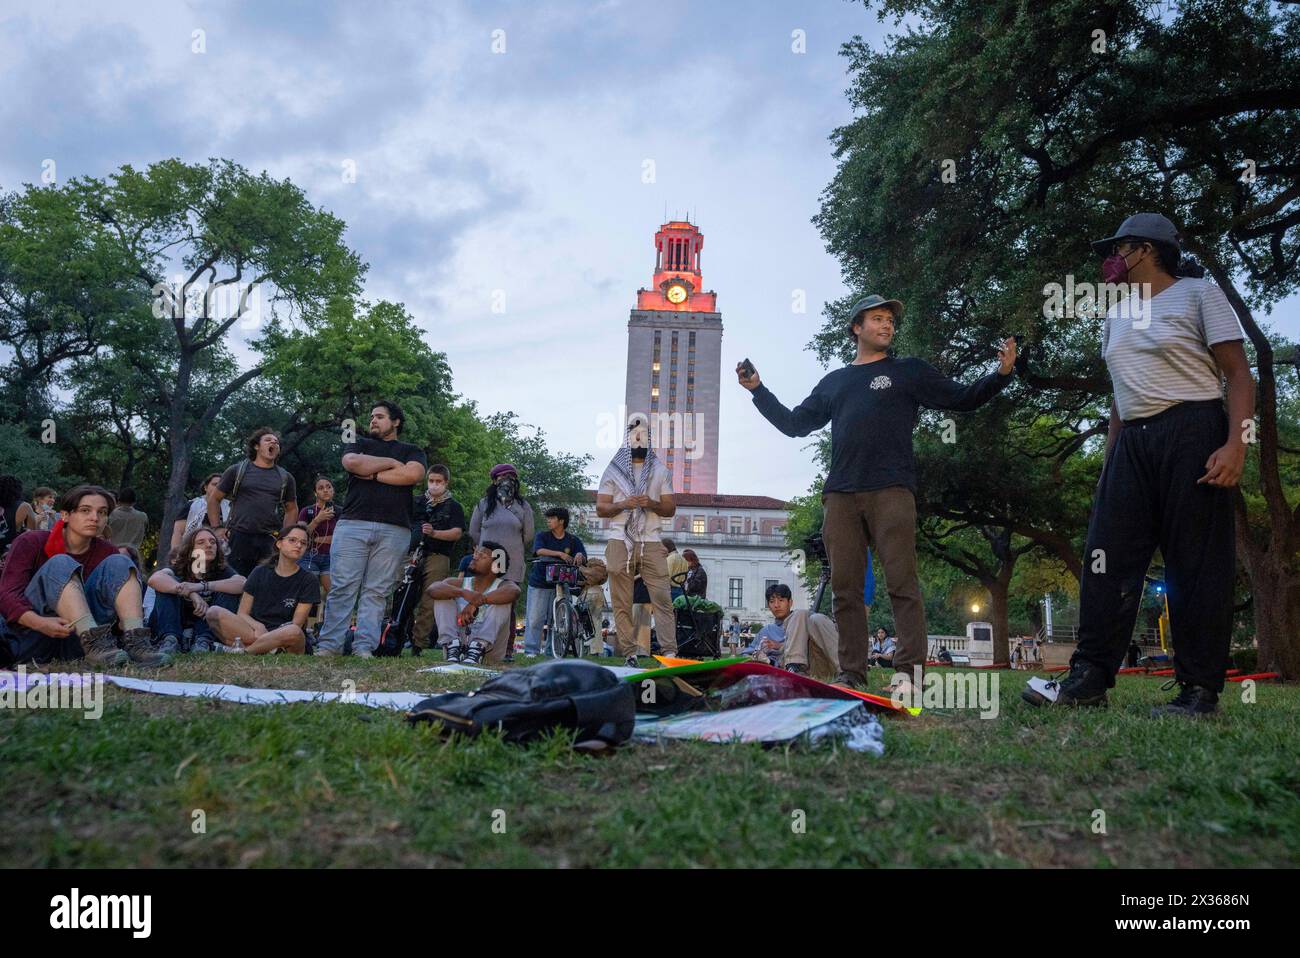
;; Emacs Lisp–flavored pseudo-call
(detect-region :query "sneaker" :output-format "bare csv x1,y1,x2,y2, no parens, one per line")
78,625,128,667
832,671,868,691
784,662,808,675
1151,681,1218,718
1021,661,1109,707
156,634,180,656
314,645,341,657
442,643,464,664
354,650,373,659
625,654,640,669
190,636,213,654
122,627,172,668
215,638,245,654
463,640,489,666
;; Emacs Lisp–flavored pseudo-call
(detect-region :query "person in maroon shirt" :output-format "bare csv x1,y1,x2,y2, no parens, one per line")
0,485,169,668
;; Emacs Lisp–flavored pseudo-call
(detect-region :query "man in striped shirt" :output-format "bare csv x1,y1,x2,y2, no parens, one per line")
1024,214,1255,717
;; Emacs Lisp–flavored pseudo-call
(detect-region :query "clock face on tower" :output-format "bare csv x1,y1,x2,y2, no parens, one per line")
666,283,687,304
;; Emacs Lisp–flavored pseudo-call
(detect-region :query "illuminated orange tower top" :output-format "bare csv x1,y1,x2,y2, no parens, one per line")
636,220,718,312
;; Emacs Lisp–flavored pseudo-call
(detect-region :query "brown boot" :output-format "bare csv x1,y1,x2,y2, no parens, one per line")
79,624,129,667
121,627,172,668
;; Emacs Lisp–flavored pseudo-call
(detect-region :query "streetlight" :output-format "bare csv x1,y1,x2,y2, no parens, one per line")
971,602,981,615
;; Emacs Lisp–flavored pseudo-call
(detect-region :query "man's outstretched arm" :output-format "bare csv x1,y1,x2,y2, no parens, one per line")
737,361,831,437
914,339,1017,412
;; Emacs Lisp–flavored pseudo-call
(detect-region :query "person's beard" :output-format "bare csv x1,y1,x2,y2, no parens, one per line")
630,446,648,460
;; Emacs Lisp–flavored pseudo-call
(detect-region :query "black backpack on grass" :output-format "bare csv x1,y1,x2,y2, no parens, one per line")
406,659,636,747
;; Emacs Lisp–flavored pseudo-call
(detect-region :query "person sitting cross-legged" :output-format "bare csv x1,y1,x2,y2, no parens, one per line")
425,541,521,665
205,524,319,654
147,526,246,654
0,484,169,667
868,627,896,669
744,583,840,682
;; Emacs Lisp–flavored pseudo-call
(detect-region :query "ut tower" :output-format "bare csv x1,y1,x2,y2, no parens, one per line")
623,218,723,495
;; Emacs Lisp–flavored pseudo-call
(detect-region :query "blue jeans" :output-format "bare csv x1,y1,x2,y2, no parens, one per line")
26,553,136,625
149,590,238,648
524,584,556,655
318,519,411,655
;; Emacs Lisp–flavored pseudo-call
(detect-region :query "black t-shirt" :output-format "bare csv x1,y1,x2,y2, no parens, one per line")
417,496,467,557
527,531,587,588
338,436,428,528
243,563,320,629
217,461,297,534
752,356,1011,494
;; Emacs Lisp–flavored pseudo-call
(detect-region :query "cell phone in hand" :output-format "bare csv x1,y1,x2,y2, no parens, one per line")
739,358,756,378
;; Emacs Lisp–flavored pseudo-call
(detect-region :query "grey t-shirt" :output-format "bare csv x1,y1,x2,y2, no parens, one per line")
1102,278,1244,421
108,506,148,549
218,461,297,535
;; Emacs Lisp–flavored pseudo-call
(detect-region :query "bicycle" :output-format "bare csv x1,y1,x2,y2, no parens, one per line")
533,557,588,658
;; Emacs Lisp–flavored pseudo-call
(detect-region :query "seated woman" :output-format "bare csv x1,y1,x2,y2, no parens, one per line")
148,527,246,654
0,484,168,667
205,524,319,654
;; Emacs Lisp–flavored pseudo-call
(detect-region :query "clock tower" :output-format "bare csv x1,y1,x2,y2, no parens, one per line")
624,219,723,494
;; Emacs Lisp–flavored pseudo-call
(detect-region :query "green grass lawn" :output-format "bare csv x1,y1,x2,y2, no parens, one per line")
2,655,1297,868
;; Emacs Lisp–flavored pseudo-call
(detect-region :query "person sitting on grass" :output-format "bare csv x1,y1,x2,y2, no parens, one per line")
148,526,246,654
425,541,521,665
744,583,840,681
205,524,319,654
868,627,896,668
0,484,169,667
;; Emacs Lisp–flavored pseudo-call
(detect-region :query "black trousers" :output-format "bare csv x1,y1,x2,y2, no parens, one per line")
228,530,276,576
1072,400,1234,692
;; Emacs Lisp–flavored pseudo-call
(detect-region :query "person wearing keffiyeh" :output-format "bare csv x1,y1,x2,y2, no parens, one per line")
596,415,677,667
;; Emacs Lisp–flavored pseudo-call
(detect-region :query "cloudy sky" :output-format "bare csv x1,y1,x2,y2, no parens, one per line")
4,1,1295,500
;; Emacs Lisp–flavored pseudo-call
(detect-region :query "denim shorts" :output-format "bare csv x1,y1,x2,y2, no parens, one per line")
298,552,331,575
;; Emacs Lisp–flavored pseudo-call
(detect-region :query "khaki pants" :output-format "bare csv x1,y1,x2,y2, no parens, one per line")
778,610,840,682
410,552,451,649
822,487,927,682
607,539,676,658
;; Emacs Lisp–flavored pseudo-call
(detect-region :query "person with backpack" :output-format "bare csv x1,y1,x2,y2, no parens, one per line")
317,401,427,658
424,540,521,665
409,464,467,653
208,428,298,575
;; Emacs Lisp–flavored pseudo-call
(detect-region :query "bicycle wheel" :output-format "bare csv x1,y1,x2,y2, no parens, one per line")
549,598,577,657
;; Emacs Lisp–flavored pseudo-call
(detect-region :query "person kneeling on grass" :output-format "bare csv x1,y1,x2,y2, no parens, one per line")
743,583,840,682
148,527,246,654
205,524,319,654
0,484,169,668
425,541,521,665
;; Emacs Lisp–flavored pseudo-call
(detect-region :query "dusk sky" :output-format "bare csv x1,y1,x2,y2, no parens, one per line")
5,1,1294,499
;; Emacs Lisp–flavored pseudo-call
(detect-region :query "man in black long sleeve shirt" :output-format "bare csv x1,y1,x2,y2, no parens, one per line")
739,294,1016,692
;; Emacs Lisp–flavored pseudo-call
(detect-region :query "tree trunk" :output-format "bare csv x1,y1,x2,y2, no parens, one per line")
983,569,1013,666
1237,525,1300,679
